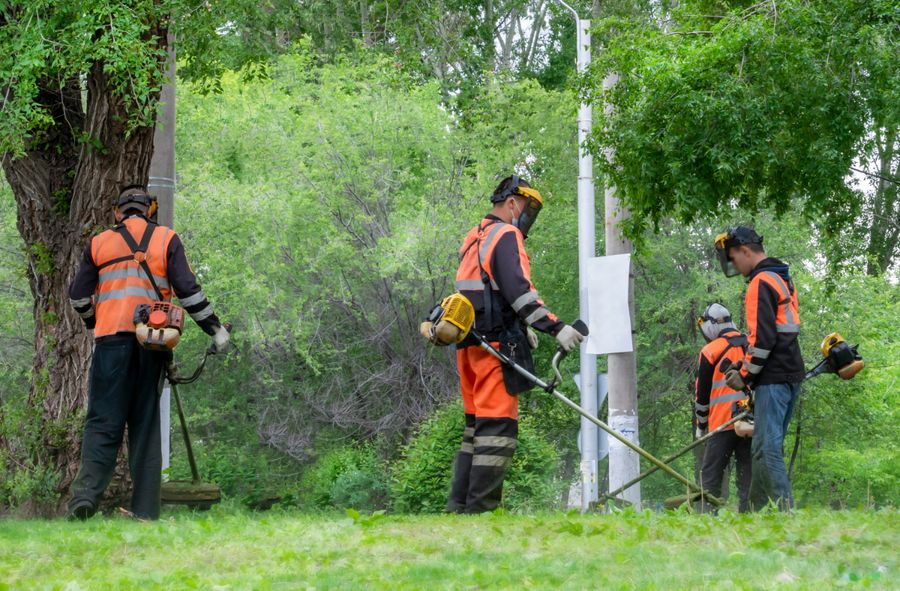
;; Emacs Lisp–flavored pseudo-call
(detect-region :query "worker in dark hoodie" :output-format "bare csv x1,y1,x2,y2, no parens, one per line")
713,226,805,511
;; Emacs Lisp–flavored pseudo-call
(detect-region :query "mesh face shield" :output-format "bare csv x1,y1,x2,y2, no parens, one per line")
714,232,739,277
697,303,736,341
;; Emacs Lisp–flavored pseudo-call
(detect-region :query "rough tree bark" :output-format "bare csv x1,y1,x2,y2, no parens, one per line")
1,31,166,515
865,125,899,276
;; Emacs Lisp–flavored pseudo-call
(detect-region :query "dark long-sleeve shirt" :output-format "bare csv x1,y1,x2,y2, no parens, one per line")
741,258,805,385
69,217,221,337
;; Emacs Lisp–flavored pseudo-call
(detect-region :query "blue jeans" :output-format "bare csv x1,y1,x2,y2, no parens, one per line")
750,382,801,511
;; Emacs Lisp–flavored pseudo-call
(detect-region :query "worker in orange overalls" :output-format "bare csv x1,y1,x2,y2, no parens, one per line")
694,303,751,512
447,175,583,513
67,185,229,520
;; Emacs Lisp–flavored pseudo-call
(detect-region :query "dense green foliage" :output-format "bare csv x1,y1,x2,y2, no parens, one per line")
391,401,561,513
1,508,897,588
293,442,389,511
1,0,897,516
586,0,899,255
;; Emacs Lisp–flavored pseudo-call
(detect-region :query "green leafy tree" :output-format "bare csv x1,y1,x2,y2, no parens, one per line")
171,45,580,467
0,0,291,512
584,0,898,275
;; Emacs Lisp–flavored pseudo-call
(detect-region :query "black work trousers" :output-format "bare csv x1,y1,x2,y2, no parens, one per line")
447,414,518,514
69,338,166,519
699,429,752,513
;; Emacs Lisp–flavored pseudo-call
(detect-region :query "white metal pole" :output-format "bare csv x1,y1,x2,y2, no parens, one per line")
574,18,598,512
549,0,599,511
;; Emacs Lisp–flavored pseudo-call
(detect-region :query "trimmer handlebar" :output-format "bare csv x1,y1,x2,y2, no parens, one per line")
207,322,233,356
170,323,233,384
550,319,589,389
718,358,753,396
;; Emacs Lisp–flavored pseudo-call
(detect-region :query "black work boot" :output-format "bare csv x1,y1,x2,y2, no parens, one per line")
66,499,97,521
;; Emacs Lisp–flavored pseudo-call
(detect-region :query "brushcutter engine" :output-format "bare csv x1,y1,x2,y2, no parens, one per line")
134,302,184,351
807,332,865,381
420,293,475,346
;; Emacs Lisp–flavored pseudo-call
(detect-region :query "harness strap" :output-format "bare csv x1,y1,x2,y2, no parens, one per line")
712,334,748,372
97,255,134,270
476,220,502,331
112,222,165,301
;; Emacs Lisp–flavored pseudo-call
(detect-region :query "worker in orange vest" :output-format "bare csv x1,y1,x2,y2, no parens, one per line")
66,185,229,520
447,175,584,513
694,303,751,512
715,226,804,511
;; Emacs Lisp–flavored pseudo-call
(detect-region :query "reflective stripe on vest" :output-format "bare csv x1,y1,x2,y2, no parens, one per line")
758,271,801,334
455,219,538,331
98,266,170,290
701,333,749,431
91,217,174,337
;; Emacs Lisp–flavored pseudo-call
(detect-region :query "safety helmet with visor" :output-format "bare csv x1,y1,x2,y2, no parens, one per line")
714,226,763,277
491,175,544,238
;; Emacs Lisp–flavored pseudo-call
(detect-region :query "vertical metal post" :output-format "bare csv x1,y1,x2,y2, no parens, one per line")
150,31,176,477
549,0,597,512
574,18,598,512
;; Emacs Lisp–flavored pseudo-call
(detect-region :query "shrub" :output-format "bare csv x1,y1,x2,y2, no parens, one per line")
503,415,563,512
390,400,562,513
794,447,899,509
331,469,389,511
0,459,59,515
294,443,388,511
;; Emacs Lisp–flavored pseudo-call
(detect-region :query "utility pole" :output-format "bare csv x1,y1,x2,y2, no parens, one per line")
603,71,641,509
550,0,599,511
149,31,176,476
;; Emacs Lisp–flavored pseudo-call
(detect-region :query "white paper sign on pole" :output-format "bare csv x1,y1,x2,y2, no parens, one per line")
585,254,633,355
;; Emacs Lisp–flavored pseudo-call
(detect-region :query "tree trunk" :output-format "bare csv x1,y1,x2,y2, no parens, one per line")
865,125,899,276
360,1,371,46
1,44,163,515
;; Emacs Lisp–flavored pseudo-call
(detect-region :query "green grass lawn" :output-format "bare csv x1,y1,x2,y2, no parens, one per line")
0,506,895,590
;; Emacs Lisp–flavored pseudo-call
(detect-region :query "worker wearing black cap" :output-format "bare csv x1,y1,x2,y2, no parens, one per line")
714,226,804,511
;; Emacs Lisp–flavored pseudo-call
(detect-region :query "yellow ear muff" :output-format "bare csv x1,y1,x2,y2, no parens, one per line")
714,232,729,250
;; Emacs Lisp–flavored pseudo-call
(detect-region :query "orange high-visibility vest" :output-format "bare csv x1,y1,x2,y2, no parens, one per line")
91,217,174,337
743,271,801,376
455,219,538,335
699,332,749,431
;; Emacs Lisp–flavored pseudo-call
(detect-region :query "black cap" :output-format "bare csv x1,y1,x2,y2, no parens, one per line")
116,185,151,209
723,226,763,249
491,175,530,203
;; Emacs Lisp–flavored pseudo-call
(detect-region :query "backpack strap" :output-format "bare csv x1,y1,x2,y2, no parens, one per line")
713,333,748,371
476,219,503,332
112,221,165,301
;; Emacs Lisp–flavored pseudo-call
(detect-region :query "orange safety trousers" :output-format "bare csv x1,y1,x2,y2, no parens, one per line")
456,343,518,420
